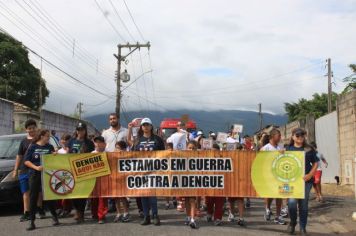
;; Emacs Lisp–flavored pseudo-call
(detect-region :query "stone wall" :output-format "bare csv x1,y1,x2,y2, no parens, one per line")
337,90,356,185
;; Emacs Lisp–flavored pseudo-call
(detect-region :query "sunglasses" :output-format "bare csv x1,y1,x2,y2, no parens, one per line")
295,133,305,138
142,123,151,127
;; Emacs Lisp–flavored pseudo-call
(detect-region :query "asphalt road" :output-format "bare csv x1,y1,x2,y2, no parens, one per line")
0,198,354,236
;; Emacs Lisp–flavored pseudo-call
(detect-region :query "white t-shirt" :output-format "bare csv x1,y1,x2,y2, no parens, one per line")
102,127,128,152
261,143,281,151
168,130,187,150
226,137,238,144
316,153,325,171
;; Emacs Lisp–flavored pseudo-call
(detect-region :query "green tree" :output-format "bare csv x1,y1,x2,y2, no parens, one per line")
0,32,49,110
341,64,356,94
284,92,337,122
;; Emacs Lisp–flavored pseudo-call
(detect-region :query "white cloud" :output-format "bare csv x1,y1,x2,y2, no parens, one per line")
0,0,355,116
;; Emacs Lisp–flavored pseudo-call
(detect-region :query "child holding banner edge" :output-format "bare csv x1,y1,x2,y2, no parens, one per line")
184,140,199,229
24,129,59,231
286,128,318,236
133,118,165,226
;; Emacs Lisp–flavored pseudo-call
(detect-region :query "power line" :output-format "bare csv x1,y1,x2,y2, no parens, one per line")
122,0,146,41
94,0,127,42
107,0,136,42
4,1,114,90
30,0,108,68
19,0,114,81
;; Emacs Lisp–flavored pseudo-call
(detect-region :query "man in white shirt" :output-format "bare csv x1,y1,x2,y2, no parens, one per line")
260,129,285,225
102,113,128,152
167,121,187,150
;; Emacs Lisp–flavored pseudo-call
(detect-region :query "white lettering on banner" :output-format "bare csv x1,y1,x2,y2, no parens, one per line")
118,158,233,172
126,175,224,189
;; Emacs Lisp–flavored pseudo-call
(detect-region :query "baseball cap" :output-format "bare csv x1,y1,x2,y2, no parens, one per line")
292,128,306,136
141,118,152,126
93,136,105,143
76,122,87,130
197,131,203,136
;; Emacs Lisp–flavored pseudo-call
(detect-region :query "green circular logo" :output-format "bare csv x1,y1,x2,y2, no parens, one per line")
272,153,302,183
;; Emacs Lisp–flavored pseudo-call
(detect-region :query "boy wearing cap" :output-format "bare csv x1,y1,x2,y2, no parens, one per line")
91,136,108,224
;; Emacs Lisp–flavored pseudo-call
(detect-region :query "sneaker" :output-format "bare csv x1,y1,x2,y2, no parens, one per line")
189,219,197,229
98,219,105,224
152,214,160,226
185,217,191,225
214,219,222,226
228,213,236,222
287,223,296,234
122,213,130,222
206,215,212,222
114,214,122,223
165,203,170,210
245,199,251,208
274,216,286,225
26,221,36,231
264,208,272,221
281,207,288,218
300,228,308,236
20,212,30,222
237,218,246,227
60,210,71,218
52,216,60,226
37,207,46,219
141,216,151,225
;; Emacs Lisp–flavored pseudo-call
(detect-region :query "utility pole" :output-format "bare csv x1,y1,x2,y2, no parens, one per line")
258,103,263,131
327,58,332,113
39,57,43,124
77,102,83,120
114,42,150,121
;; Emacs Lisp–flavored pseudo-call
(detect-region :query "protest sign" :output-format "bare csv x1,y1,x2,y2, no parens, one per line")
216,132,228,143
201,138,213,150
233,124,243,133
42,151,305,200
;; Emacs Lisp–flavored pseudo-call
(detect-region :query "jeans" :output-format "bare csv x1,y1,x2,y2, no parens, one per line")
288,182,313,230
141,197,158,217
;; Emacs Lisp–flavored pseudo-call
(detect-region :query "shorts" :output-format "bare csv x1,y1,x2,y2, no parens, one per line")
314,170,322,184
19,173,29,194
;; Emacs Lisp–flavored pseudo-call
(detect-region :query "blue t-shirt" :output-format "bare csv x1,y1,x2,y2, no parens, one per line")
68,138,94,153
24,143,55,174
286,145,318,183
134,135,165,151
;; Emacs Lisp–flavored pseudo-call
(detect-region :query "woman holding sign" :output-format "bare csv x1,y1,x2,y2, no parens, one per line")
286,128,318,236
67,122,95,224
24,129,59,231
134,118,165,226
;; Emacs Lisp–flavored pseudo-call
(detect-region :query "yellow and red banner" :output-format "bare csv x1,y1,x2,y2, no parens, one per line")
42,151,305,200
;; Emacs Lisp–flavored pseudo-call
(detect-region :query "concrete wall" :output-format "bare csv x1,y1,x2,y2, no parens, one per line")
280,114,316,145
337,90,356,186
40,110,99,138
0,98,14,135
315,111,340,183
13,107,99,138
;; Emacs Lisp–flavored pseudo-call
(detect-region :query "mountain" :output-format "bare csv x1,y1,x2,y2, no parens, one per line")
85,110,287,135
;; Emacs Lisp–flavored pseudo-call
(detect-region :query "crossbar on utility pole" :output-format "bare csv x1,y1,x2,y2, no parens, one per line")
114,42,150,121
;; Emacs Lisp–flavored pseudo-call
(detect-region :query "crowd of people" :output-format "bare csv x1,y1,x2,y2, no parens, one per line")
13,113,328,235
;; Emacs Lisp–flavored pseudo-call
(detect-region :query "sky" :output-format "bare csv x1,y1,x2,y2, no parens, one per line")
0,0,355,116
